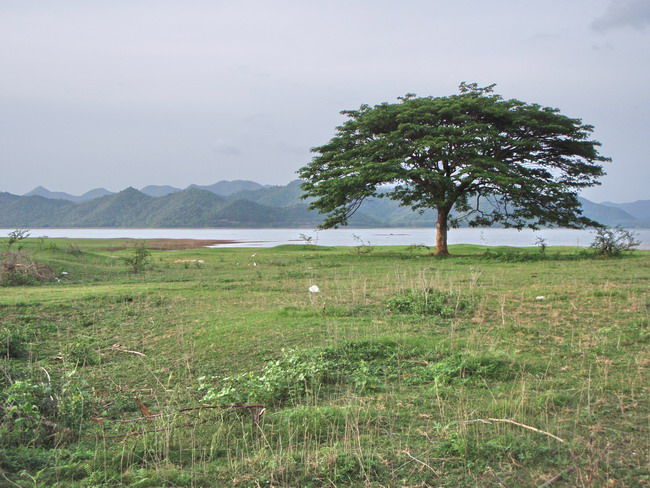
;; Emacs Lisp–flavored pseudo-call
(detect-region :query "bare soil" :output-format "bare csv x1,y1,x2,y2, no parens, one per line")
102,238,242,251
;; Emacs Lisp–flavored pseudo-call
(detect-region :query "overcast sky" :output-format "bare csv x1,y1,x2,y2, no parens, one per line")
1,0,648,202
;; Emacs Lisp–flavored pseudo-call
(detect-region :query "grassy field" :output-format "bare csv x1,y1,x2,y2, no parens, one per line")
0,237,648,487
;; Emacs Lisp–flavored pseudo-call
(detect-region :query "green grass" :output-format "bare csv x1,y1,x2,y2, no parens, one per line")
0,238,648,487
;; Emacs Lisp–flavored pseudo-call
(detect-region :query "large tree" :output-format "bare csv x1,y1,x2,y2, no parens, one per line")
298,83,609,255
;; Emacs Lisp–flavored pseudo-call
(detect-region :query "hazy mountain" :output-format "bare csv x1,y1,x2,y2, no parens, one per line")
0,194,75,227
79,188,114,201
24,186,76,200
227,180,305,207
188,180,265,196
146,188,225,227
600,200,650,220
140,185,182,197
0,192,21,205
577,198,640,227
24,186,113,202
1,181,648,228
61,188,153,227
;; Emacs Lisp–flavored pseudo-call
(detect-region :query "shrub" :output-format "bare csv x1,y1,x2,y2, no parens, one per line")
0,380,48,447
590,226,640,256
64,339,101,367
0,252,54,286
123,241,152,273
200,342,402,405
409,351,517,384
0,373,98,450
4,229,30,252
387,288,463,317
200,349,327,405
0,327,29,359
533,236,547,254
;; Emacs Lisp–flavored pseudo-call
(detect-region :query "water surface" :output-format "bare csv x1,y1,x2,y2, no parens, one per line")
3,227,649,249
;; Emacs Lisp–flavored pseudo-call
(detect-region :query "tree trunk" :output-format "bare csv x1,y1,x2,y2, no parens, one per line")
435,207,450,256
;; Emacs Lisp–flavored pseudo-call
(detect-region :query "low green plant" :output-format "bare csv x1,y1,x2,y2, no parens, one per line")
411,351,517,384
1,380,47,447
56,371,98,431
64,243,83,256
482,249,549,262
201,349,327,405
64,339,101,367
123,241,152,273
387,288,464,317
0,327,29,359
405,243,432,254
201,342,402,405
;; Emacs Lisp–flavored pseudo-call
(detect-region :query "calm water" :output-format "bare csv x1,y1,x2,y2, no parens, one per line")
3,227,649,249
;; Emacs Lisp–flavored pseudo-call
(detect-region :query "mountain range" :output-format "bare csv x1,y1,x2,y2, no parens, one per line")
3,180,649,229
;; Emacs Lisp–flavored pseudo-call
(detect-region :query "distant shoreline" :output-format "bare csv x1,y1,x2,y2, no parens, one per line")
3,227,649,250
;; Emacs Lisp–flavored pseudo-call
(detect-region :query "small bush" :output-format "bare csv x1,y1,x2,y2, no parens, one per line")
0,380,48,447
410,351,517,384
200,349,327,405
4,229,30,252
387,288,464,317
64,339,101,367
0,327,29,359
533,236,547,254
56,371,99,431
64,243,83,256
200,342,403,405
123,241,152,273
590,226,640,256
0,252,54,286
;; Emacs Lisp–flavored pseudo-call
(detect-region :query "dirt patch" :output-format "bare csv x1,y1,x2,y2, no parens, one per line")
102,239,242,251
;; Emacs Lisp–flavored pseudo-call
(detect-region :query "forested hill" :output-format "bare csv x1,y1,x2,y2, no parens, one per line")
1,180,649,228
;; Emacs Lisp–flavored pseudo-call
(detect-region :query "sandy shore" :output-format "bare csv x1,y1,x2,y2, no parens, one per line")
104,238,249,250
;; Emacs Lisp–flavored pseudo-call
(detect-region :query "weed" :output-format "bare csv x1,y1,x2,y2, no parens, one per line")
0,380,48,447
405,242,432,255
65,243,84,256
0,327,29,359
351,234,374,254
64,339,101,367
387,288,466,317
410,351,518,384
200,349,327,405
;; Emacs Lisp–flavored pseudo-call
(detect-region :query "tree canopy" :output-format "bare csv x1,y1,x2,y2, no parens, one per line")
298,83,609,255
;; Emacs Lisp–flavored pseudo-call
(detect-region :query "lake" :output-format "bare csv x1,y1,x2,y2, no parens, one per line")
3,227,649,249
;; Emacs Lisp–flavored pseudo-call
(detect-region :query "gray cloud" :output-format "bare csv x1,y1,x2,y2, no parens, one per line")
0,0,648,201
592,0,650,32
212,141,241,157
